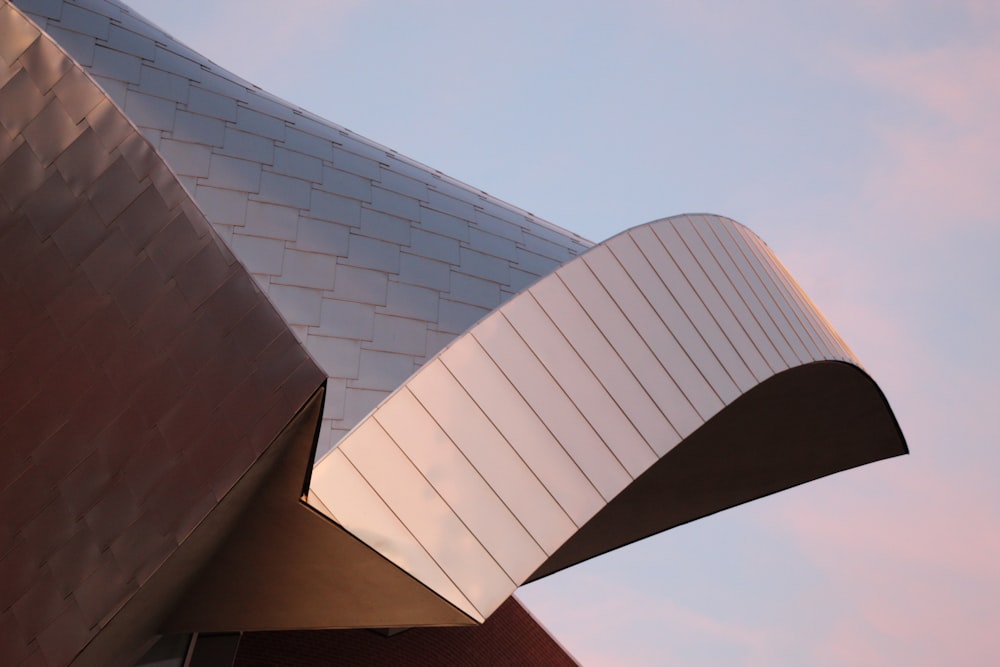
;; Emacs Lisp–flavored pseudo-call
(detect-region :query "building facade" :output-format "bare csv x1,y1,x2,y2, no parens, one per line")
0,1,907,664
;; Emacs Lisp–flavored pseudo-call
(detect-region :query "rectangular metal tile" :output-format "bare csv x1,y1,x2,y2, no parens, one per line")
420,207,470,241
318,298,375,340
377,167,428,201
375,388,546,581
172,110,225,146
309,189,361,227
156,138,211,178
332,146,380,179
369,185,421,220
624,227,745,405
345,233,400,273
360,207,411,245
266,283,322,326
91,44,140,83
426,189,475,219
354,349,416,391
381,281,439,322
242,199,298,241
458,247,509,284
366,314,427,356
398,252,450,291
273,146,322,182
332,263,388,305
436,299,489,335
340,418,514,618
531,280,684,455
320,165,372,201
274,248,336,290
441,334,606,523
556,257,706,437
309,447,477,620
282,126,333,160
229,232,284,275
187,85,237,122
449,271,500,309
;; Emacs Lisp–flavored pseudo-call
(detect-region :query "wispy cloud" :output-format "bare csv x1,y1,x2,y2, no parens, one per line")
849,40,1000,231
519,572,767,667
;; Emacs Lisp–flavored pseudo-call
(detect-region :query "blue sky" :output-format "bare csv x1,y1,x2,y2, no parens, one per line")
127,1,1000,664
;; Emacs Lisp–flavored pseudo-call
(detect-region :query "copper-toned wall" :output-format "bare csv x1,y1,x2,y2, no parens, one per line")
0,3,324,664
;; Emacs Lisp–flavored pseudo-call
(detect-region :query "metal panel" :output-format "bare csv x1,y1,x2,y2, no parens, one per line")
360,208,411,245
469,316,632,502
406,360,577,553
607,231,734,412
702,215,802,366
440,334,608,521
293,218,350,257
436,299,490,335
317,298,375,340
345,233,400,273
688,216,788,372
743,230,850,361
557,253,706,436
728,228,815,361
529,276,680,457
355,349,416,391
339,419,514,619
367,314,427,356
375,388,546,581
308,448,477,620
742,234,829,360
274,249,336,290
221,126,275,163
309,189,361,227
671,216,776,380
649,223,759,392
626,225,745,403
384,281,440,322
255,170,311,208
273,147,322,182
503,294,656,477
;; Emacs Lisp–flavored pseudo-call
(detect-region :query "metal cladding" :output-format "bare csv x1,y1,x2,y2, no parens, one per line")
309,215,908,620
0,2,326,664
1,0,908,665
12,0,592,462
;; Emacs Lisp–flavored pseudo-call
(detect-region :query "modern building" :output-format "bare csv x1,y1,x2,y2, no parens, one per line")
0,1,908,664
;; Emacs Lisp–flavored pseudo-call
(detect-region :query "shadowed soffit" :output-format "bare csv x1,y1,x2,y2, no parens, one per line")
161,386,478,635
527,360,907,581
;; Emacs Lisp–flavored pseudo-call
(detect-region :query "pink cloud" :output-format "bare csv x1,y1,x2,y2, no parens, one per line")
518,573,767,667
756,454,1000,666
774,463,1000,577
845,38,1000,232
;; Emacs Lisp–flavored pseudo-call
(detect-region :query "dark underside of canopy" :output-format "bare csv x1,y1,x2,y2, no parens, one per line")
529,360,908,581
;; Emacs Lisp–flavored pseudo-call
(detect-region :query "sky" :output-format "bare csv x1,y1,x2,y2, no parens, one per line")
125,1,1000,664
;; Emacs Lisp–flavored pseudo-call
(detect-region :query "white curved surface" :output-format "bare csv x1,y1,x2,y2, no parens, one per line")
309,213,862,621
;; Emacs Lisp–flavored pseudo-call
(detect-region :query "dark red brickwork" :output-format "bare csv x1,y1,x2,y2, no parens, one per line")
234,597,579,667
